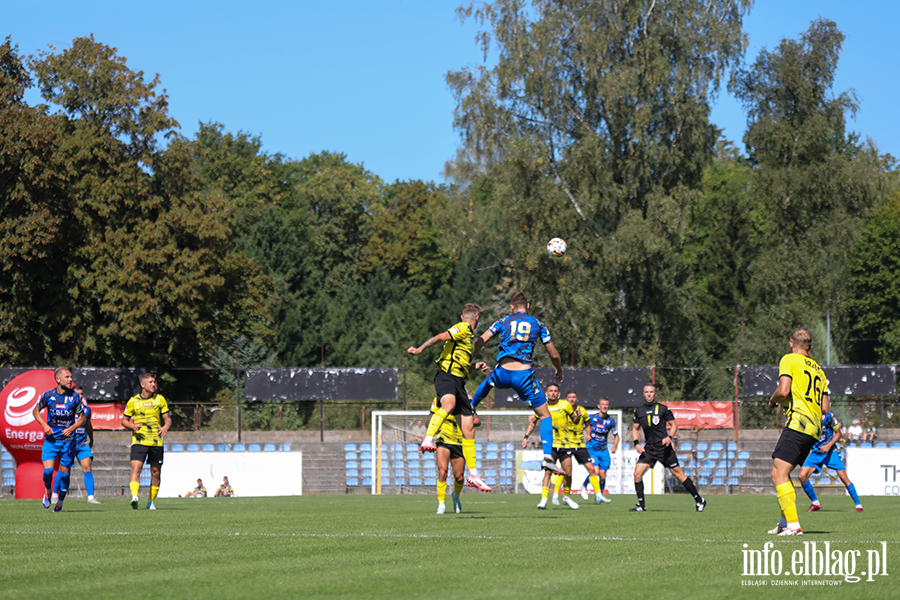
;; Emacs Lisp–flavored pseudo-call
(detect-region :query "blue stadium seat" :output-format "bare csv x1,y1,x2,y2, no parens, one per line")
362,478,372,487
891,442,900,449
502,443,514,451
737,451,750,460
344,443,357,452
346,478,359,486
345,469,358,478
714,468,727,478
394,478,405,486
623,443,632,451
171,444,184,452
717,460,729,469
407,460,420,470
475,443,483,452
700,468,713,478
875,442,887,448
233,444,246,452
379,469,391,478
726,451,736,459
248,444,261,452
698,477,709,486
500,469,513,478
186,444,200,452
392,461,405,470
140,472,151,486
390,444,402,452
710,443,724,452
486,443,499,452
391,452,404,461
345,452,358,460
677,454,690,462
263,444,277,452
707,451,720,460
703,460,716,469
1,460,14,469
408,469,421,478
406,452,419,461
696,443,708,451
346,461,358,469
485,477,497,486
3,473,14,486
406,444,418,453
727,443,737,451
362,469,372,478
683,468,694,477
424,469,437,479
711,477,725,486
680,442,692,451
501,451,514,460
485,452,499,460
729,468,744,477
360,443,371,452
484,469,498,477
726,477,740,486
695,451,705,460
202,444,215,452
818,476,831,485
218,444,231,452
500,460,513,470
409,478,423,486
360,452,372,460
500,478,513,486
734,460,747,469
860,442,872,448
280,444,291,451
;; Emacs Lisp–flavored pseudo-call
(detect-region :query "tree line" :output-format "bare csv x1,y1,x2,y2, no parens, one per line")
1,3,898,428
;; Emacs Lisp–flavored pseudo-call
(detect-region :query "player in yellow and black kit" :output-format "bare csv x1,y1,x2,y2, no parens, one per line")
767,328,830,536
550,391,604,507
522,383,577,509
121,372,171,510
408,304,491,491
431,398,482,514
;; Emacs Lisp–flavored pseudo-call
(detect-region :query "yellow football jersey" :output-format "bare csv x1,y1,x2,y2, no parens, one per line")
778,353,828,439
549,400,575,448
563,405,589,449
124,393,169,447
436,321,475,379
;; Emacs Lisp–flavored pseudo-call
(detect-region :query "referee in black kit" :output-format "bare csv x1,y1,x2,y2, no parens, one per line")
629,384,706,512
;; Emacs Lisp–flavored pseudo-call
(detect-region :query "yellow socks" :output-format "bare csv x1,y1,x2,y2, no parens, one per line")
541,486,550,500
150,486,159,502
462,438,477,471
551,474,562,493
589,475,602,495
437,481,447,503
776,482,799,525
454,480,464,495
425,409,449,438
130,481,139,497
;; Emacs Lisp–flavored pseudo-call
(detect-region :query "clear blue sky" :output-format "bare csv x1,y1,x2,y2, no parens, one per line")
6,1,898,183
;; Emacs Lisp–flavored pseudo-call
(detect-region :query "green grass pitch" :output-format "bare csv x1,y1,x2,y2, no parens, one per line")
1,493,897,599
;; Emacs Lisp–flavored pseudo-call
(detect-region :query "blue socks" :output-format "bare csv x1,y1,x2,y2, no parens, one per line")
58,472,70,503
847,483,861,505
802,479,818,503
539,416,553,456
84,472,95,497
43,468,54,493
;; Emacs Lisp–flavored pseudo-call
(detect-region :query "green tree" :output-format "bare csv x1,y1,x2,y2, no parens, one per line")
731,19,887,363
846,191,900,363
444,0,750,373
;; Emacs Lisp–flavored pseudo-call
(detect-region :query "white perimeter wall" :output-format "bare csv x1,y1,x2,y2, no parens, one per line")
157,452,303,498
845,448,900,496
517,449,663,495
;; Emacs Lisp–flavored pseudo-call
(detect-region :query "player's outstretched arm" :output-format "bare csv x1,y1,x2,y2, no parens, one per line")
473,330,494,357
407,331,452,355
544,342,563,381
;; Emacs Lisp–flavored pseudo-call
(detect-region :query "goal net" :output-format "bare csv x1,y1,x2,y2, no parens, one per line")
368,409,627,495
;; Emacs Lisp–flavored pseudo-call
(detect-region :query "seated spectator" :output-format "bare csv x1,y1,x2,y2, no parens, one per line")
215,476,234,497
865,420,879,443
847,419,863,442
410,420,426,443
185,478,207,498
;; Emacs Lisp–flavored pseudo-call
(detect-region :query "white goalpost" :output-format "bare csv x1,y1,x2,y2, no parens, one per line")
369,409,632,496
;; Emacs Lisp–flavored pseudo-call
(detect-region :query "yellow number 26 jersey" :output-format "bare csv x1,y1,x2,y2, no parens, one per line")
778,353,828,439
124,393,169,447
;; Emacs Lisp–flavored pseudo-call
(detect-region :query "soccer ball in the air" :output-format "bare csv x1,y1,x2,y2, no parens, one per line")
546,237,567,257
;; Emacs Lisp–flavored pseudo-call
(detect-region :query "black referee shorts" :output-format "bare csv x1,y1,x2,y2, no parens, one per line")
772,427,817,466
637,443,679,469
434,371,473,416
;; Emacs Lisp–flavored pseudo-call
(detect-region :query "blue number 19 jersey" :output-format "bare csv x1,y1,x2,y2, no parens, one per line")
487,313,551,365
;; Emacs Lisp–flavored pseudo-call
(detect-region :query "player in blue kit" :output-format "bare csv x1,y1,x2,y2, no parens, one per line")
472,292,565,475
582,396,617,503
797,411,863,513
31,368,86,512
51,385,101,505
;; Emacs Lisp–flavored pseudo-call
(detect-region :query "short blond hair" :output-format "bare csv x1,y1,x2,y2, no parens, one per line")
461,303,482,320
790,328,812,351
